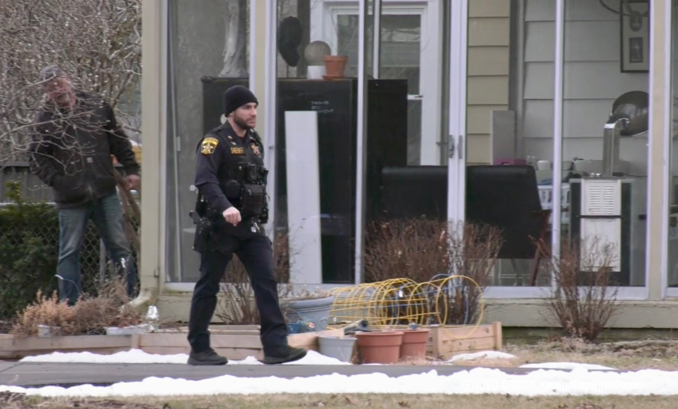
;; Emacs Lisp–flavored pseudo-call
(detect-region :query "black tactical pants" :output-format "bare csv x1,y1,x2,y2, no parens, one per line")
187,230,289,357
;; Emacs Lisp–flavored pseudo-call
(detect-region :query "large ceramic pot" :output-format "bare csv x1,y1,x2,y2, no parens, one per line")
399,328,430,360
355,331,404,364
283,295,335,331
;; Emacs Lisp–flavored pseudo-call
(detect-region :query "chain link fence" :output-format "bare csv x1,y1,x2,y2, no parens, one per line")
0,166,140,319
0,203,106,288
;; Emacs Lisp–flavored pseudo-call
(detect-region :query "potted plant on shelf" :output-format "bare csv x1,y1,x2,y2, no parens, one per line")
323,54,348,79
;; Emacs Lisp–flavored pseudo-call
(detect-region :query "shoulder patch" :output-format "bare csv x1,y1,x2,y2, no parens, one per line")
201,137,219,155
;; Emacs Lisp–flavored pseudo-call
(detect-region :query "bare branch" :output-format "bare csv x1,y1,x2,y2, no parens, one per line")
0,0,141,165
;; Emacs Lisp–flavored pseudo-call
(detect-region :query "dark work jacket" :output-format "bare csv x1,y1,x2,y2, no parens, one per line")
29,91,140,208
194,122,265,233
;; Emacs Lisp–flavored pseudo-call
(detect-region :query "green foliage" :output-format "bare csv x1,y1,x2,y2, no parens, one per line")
0,182,99,321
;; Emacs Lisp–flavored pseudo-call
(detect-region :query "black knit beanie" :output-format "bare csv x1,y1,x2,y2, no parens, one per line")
223,85,258,116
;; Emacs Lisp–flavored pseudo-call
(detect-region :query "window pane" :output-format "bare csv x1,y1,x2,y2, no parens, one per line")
669,3,678,287
561,0,648,287
272,0,371,284
463,1,555,286
166,0,250,282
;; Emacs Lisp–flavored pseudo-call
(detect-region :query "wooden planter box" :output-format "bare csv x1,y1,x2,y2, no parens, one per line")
389,321,502,360
0,327,344,361
0,333,131,360
428,321,503,360
137,327,343,361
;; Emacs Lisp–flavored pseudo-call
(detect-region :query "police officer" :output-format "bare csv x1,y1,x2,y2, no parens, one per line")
186,85,307,366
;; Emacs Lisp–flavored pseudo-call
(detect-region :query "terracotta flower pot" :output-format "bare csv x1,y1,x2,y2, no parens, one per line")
355,331,403,364
323,55,348,79
399,328,430,360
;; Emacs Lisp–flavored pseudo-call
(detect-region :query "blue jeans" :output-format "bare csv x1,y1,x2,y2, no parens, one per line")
57,192,138,305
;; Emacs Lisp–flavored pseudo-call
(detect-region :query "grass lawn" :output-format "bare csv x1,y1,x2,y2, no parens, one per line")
4,393,677,409
391,339,678,371
486,339,678,371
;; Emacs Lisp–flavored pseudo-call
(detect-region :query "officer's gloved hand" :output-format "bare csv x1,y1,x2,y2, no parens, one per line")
223,207,241,226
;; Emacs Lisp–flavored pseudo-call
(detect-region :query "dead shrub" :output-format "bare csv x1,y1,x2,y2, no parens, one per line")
364,217,450,283
538,238,622,342
216,232,293,325
10,290,76,337
436,222,503,325
364,218,503,326
10,277,143,337
67,278,142,334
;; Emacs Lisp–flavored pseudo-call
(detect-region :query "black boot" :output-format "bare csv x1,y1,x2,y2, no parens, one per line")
187,348,228,366
261,347,307,365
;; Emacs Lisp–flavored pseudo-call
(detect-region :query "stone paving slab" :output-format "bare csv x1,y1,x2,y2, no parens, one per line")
0,362,538,388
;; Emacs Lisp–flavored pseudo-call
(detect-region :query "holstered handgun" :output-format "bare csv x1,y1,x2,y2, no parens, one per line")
190,191,214,252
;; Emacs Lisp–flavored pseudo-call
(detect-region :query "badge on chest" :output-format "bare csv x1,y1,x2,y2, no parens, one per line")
251,143,261,156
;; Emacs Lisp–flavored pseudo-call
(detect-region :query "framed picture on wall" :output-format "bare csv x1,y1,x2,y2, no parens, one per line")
620,0,650,73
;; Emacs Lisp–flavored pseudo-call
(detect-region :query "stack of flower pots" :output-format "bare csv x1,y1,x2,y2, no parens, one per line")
354,328,430,364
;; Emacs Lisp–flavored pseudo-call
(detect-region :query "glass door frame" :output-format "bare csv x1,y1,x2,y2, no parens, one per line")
446,0,466,228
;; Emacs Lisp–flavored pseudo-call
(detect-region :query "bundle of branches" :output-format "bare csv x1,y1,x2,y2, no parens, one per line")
363,218,451,283
538,238,622,342
0,0,141,163
438,222,503,325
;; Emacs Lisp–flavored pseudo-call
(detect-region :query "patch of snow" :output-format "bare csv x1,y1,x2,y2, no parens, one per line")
285,350,350,366
20,350,188,365
448,351,517,362
18,349,349,366
4,367,678,397
519,362,616,371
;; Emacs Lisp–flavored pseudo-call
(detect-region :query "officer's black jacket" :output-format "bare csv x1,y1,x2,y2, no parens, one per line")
194,122,265,216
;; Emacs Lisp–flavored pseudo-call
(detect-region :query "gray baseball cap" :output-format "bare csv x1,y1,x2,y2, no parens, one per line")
40,65,64,83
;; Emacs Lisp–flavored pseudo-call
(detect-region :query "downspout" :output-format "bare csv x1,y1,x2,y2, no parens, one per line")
129,281,159,310
127,0,164,311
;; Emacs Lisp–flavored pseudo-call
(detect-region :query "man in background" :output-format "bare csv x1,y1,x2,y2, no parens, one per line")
29,65,141,305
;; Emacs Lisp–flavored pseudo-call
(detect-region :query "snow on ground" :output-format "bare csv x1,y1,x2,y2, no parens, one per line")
3,367,678,397
19,350,615,372
519,362,617,371
448,351,517,362
19,349,349,366
8,349,656,397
